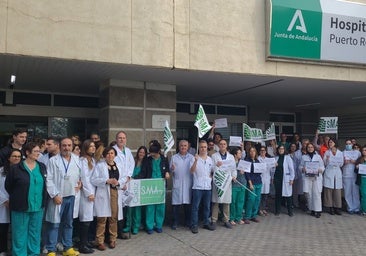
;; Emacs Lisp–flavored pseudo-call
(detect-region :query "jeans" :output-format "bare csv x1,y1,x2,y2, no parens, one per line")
191,189,211,227
45,196,75,252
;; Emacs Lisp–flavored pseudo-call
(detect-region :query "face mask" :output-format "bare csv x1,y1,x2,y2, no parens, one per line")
345,144,352,151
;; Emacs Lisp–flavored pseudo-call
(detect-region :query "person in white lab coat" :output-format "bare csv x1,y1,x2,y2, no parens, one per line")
211,139,236,229
78,140,96,254
170,140,194,229
323,138,344,215
0,149,22,255
91,147,125,251
44,137,81,256
299,143,325,218
342,139,361,214
258,146,273,216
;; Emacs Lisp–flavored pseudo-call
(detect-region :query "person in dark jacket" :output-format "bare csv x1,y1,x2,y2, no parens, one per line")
0,128,27,167
5,142,47,256
137,141,170,234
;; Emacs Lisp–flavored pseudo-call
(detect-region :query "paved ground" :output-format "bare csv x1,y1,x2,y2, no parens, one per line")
88,207,366,256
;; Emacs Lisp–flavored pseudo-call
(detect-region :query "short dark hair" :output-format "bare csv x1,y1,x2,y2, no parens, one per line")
12,128,27,136
47,136,60,146
102,147,117,158
149,141,161,154
24,142,39,157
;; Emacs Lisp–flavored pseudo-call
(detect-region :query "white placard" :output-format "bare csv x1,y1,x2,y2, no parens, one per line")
305,161,319,175
253,163,266,173
214,118,228,128
262,157,276,168
343,151,359,161
229,136,242,147
358,165,366,175
238,160,252,173
328,156,344,167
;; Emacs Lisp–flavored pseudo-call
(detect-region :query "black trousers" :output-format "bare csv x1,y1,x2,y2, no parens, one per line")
0,223,9,253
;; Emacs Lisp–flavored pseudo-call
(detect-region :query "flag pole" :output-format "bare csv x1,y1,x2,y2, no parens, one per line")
234,179,257,197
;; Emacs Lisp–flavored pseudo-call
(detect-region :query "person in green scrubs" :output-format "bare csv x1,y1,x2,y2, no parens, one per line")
5,142,47,256
355,145,366,215
137,142,170,234
122,146,148,237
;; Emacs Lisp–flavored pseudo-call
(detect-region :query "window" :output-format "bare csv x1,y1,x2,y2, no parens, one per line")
54,95,99,108
13,92,51,106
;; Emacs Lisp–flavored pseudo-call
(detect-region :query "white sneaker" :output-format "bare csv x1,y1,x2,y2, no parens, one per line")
42,246,48,254
56,242,64,252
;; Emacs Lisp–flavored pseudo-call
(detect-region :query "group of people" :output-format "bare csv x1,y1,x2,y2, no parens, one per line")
0,127,366,255
0,130,140,256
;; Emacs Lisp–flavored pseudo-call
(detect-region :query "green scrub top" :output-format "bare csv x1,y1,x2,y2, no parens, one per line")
151,157,162,178
23,162,44,212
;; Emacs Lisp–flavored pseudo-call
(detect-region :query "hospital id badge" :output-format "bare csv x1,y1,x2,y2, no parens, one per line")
64,175,70,180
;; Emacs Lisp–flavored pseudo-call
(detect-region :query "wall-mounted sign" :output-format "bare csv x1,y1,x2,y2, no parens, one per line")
267,0,366,65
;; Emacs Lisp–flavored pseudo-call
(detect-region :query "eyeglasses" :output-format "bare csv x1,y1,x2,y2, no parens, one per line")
11,155,21,158
32,150,41,153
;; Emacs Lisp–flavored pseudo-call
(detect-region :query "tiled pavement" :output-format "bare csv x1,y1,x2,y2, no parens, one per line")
89,208,366,256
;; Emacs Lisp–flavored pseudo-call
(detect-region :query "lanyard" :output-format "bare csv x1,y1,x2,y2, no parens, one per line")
61,157,71,174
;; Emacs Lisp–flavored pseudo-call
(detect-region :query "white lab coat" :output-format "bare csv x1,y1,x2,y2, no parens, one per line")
258,156,274,194
78,157,96,222
211,152,236,204
170,153,194,205
45,153,81,223
90,160,124,220
113,145,135,178
323,149,343,189
299,153,325,193
275,155,295,197
0,168,10,223
299,153,324,212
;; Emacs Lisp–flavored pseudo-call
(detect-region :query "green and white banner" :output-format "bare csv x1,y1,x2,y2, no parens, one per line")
163,120,174,157
194,104,212,138
213,169,231,202
268,0,366,65
318,117,338,134
243,123,276,142
128,178,166,207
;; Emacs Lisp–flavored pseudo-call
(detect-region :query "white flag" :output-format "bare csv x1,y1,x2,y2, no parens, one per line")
194,104,212,138
243,123,263,142
264,123,276,141
163,120,174,156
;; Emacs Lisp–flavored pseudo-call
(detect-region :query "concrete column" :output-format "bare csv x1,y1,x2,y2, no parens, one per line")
99,79,176,151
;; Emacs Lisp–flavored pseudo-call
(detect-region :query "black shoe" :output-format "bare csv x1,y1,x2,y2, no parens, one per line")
315,212,321,218
79,245,94,254
191,226,198,234
288,212,294,217
224,222,233,229
329,207,335,215
334,208,342,215
310,211,315,216
203,223,215,231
